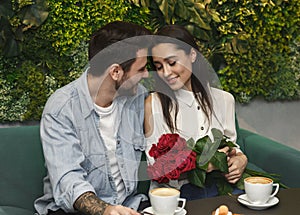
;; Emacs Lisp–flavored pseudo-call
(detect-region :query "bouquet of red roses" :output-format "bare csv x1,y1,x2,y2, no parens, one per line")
147,133,197,183
147,128,285,195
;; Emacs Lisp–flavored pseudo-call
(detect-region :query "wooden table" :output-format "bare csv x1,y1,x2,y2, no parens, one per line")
185,188,300,215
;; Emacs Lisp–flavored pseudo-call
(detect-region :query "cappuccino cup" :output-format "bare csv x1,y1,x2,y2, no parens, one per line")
149,188,186,215
244,176,279,205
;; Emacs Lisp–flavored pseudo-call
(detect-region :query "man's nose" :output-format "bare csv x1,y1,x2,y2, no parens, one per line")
142,68,149,78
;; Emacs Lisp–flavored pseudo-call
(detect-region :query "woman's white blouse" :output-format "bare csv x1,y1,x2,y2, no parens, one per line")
145,87,240,188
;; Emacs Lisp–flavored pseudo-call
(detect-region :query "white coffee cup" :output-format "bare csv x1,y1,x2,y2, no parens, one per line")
149,187,186,215
244,176,279,205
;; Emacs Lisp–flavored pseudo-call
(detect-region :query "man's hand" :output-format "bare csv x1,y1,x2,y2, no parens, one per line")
104,205,139,215
74,192,139,215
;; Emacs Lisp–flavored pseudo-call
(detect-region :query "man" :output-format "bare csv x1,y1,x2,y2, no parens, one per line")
34,21,151,215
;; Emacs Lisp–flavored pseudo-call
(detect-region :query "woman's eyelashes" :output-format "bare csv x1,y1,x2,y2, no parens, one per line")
155,61,176,71
154,63,162,70
169,60,176,66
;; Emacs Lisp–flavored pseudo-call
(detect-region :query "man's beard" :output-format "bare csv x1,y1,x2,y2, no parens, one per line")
115,74,137,96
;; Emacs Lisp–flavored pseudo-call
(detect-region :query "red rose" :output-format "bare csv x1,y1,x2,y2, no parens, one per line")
172,137,188,152
166,168,181,180
147,161,164,180
183,151,197,172
156,133,179,157
161,156,176,174
156,175,170,183
147,161,170,183
175,150,197,172
147,133,197,183
148,144,160,159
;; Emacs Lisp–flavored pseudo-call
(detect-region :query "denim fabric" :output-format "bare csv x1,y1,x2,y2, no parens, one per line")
34,68,147,214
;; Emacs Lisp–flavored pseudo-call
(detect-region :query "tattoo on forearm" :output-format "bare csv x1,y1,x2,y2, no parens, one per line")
74,191,109,215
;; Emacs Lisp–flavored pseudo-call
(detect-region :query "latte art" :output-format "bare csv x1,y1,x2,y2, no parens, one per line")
245,177,272,184
150,188,179,197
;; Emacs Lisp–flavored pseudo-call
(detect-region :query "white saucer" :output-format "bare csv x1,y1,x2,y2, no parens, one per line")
237,194,279,210
143,206,187,215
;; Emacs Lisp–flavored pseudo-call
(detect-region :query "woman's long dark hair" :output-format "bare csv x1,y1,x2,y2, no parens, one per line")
151,25,213,133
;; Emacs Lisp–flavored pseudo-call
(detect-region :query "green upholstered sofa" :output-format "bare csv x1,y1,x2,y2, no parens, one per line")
1,124,300,215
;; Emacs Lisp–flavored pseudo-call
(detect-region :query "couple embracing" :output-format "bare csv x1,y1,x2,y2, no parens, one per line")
35,21,247,215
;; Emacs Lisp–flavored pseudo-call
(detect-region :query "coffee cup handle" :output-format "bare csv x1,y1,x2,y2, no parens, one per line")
174,198,186,213
270,183,279,198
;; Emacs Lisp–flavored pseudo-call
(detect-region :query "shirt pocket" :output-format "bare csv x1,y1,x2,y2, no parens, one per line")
81,154,108,192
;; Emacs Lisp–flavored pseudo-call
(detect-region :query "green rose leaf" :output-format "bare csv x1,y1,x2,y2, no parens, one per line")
219,138,236,149
216,179,233,196
186,137,195,150
211,128,223,140
188,168,206,188
193,135,210,154
210,151,229,173
196,155,209,170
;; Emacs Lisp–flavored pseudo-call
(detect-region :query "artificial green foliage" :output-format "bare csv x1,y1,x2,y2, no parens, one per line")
213,0,300,102
0,29,75,121
131,0,220,43
0,0,48,57
41,0,151,55
133,0,300,102
0,0,151,122
0,0,299,122
0,57,29,121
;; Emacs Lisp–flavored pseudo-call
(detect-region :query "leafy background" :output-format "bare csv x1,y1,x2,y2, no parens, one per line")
0,0,299,122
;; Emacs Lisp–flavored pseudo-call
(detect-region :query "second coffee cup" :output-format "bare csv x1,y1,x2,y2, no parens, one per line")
149,187,186,215
244,176,279,205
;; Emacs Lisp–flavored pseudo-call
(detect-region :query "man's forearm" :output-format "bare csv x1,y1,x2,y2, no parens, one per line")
74,191,110,215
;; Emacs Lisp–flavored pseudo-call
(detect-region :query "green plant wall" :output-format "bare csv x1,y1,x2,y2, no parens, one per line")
0,0,151,122
131,0,299,103
214,0,300,103
0,0,299,122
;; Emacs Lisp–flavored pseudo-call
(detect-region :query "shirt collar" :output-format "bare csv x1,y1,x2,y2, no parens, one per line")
174,88,195,107
77,66,95,118
77,67,137,118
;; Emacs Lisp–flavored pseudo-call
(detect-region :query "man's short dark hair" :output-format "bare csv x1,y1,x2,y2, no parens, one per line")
88,21,151,76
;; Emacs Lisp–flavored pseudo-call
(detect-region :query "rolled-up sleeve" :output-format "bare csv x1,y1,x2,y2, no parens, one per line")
41,114,95,212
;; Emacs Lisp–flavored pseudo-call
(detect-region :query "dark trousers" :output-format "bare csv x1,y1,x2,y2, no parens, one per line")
180,183,244,201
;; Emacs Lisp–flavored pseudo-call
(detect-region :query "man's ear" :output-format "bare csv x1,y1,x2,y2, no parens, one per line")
190,48,197,63
108,64,124,81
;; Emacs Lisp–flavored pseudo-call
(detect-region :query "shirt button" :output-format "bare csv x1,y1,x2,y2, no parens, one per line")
201,126,204,130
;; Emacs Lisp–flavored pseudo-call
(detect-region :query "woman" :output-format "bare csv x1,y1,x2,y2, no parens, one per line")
144,25,247,200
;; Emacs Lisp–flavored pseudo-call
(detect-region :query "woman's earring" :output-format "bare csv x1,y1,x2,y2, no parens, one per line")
191,49,197,63
192,56,196,63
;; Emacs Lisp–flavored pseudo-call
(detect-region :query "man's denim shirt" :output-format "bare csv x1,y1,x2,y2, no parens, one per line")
34,69,148,214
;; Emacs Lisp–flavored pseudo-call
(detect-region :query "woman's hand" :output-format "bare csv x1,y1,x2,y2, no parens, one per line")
224,150,248,184
206,146,230,173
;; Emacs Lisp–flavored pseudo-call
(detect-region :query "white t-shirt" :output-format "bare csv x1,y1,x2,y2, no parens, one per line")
94,99,126,202
145,87,240,188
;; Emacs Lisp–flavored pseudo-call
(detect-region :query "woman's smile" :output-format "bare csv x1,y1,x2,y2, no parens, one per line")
166,75,179,85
